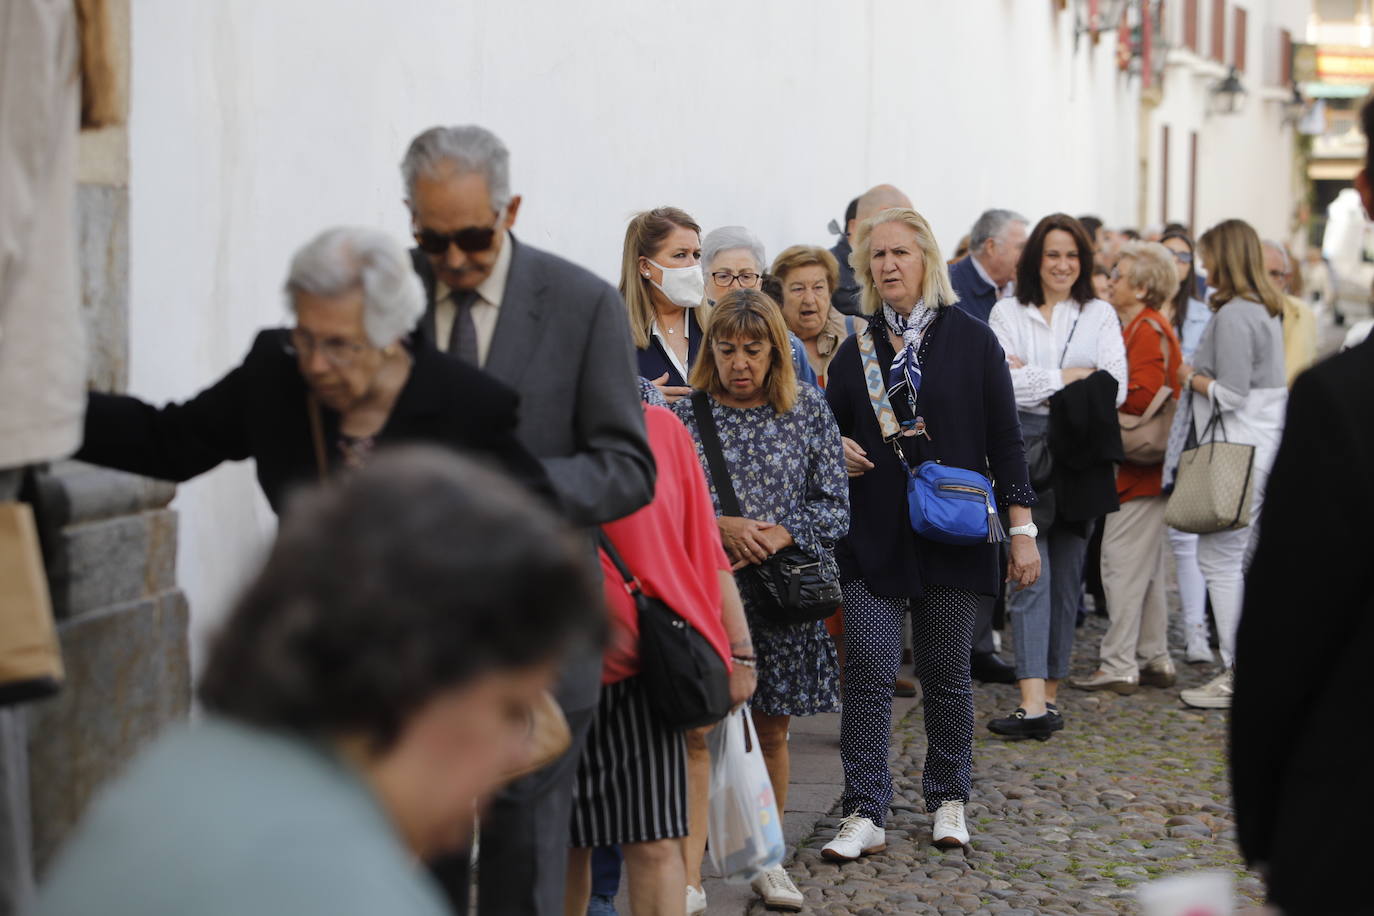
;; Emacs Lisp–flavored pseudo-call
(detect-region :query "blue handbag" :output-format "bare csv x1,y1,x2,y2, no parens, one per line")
906,462,1005,546
855,322,1006,546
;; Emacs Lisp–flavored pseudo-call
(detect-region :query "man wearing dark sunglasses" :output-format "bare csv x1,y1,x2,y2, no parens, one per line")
401,125,654,916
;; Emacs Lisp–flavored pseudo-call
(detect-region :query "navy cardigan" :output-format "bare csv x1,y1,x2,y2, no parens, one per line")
825,308,1034,599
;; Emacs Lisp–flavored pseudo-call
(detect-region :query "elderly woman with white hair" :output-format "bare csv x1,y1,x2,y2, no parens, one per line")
75,226,549,509
1069,242,1184,696
822,207,1039,858
703,225,819,388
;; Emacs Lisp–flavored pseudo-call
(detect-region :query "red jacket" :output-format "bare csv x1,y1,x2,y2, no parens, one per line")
1116,308,1183,502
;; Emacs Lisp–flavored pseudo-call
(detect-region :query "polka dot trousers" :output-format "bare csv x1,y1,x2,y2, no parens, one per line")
839,579,978,826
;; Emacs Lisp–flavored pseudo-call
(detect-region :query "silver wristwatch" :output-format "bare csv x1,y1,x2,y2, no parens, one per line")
1009,523,1039,539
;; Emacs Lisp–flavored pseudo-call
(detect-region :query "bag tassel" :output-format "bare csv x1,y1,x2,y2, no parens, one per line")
986,500,1006,544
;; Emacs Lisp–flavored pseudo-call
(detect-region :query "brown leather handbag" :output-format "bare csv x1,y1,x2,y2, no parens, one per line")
0,501,64,705
1118,318,1177,466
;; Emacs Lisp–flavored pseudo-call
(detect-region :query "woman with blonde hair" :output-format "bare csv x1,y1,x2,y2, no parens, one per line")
822,207,1039,856
1071,242,1184,695
1170,219,1287,710
619,207,706,404
671,289,847,910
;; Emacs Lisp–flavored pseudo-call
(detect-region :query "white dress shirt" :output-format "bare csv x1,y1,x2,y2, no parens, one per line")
987,296,1127,414
970,255,1014,300
434,231,514,367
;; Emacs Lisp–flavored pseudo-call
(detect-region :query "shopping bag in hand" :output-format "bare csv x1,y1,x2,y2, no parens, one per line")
706,706,785,883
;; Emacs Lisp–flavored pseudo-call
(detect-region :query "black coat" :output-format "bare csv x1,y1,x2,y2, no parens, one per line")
828,237,862,317
825,308,1034,599
1046,370,1122,523
1231,337,1374,914
75,329,552,514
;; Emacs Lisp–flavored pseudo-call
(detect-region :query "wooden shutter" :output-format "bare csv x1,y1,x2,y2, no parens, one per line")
1211,0,1226,62
1233,7,1248,73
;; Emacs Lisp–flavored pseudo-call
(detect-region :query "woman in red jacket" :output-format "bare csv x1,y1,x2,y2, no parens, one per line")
1070,242,1183,694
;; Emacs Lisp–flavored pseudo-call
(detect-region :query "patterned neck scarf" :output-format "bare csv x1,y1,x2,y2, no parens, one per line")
882,301,938,405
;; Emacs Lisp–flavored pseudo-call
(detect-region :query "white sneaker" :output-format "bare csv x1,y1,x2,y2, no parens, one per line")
932,800,969,848
1180,669,1233,709
751,865,804,911
820,813,886,861
1185,626,1213,664
685,884,707,916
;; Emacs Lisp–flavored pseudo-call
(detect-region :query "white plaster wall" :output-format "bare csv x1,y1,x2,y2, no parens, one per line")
128,0,1148,663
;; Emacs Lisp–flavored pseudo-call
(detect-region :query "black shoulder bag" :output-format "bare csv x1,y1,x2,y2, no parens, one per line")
597,530,731,730
689,391,842,625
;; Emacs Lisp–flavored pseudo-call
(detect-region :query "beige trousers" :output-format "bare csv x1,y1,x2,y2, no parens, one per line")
1098,494,1171,678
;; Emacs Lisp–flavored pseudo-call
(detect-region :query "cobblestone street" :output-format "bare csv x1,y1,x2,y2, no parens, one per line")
745,612,1261,914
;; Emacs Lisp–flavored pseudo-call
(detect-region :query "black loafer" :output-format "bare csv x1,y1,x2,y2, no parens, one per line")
970,653,1016,684
1045,702,1065,731
987,707,1056,741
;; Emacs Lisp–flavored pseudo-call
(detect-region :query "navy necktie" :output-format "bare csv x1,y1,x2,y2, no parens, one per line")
447,288,480,364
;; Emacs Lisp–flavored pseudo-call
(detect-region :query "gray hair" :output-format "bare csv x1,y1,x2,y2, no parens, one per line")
702,225,766,279
285,227,424,347
1261,239,1290,273
970,209,1028,251
401,125,512,210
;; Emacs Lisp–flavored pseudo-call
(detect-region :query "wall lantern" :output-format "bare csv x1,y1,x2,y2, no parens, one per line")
1210,66,1247,115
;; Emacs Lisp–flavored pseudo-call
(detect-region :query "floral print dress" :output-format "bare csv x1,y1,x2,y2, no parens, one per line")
672,385,850,717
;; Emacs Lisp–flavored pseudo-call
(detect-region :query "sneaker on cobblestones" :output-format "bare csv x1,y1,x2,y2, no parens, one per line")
1180,669,1233,709
820,813,886,861
932,800,969,848
1069,670,1139,694
751,865,804,910
1139,658,1177,688
987,707,1056,740
686,884,707,916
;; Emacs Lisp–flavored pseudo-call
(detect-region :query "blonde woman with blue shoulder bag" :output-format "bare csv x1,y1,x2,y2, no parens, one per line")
822,207,1039,857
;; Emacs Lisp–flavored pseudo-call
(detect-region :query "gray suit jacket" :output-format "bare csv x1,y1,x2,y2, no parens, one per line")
413,236,656,709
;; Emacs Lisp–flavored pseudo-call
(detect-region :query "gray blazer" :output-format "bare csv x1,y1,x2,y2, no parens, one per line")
413,236,656,709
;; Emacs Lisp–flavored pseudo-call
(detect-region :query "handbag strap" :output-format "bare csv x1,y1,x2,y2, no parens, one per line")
690,391,745,517
596,529,643,597
855,323,904,442
1059,310,1083,368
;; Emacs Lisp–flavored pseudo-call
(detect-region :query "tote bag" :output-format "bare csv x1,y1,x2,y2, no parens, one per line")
1164,410,1255,534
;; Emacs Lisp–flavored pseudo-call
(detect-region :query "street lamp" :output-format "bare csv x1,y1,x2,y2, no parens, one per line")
1209,66,1247,116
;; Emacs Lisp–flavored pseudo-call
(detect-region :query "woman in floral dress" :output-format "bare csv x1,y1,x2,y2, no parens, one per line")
672,288,848,910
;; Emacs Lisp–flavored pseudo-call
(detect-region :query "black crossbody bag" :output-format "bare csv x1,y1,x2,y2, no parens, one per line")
689,391,842,625
597,530,731,730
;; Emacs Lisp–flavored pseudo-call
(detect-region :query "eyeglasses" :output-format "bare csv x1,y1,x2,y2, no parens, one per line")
1169,250,1194,264
414,215,502,255
1268,269,1289,281
284,328,372,367
710,270,761,288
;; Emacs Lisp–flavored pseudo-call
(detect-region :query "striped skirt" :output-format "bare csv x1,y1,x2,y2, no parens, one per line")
569,676,688,847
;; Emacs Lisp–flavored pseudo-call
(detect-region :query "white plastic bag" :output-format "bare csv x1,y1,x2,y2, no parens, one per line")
706,706,785,883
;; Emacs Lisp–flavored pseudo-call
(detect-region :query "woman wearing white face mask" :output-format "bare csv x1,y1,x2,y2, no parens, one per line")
620,207,707,404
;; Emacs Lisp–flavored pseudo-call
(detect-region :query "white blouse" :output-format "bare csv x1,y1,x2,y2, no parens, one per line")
987,297,1128,414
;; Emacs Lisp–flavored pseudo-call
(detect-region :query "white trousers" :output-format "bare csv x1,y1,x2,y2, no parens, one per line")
1195,463,1270,668
1167,527,1208,634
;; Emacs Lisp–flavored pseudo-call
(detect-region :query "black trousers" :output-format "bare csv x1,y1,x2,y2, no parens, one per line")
430,705,597,915
971,542,1008,658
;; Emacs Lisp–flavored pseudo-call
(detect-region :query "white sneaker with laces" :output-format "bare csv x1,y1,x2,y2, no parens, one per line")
685,884,707,916
820,813,886,861
1180,669,1233,709
932,800,969,848
750,865,804,911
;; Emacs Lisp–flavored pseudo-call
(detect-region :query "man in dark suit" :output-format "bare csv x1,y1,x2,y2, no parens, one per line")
401,125,655,916
948,209,1028,684
1229,97,1374,916
949,209,1027,324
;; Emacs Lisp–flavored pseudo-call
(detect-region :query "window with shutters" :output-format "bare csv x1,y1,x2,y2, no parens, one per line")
1233,7,1247,73
1211,0,1226,62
